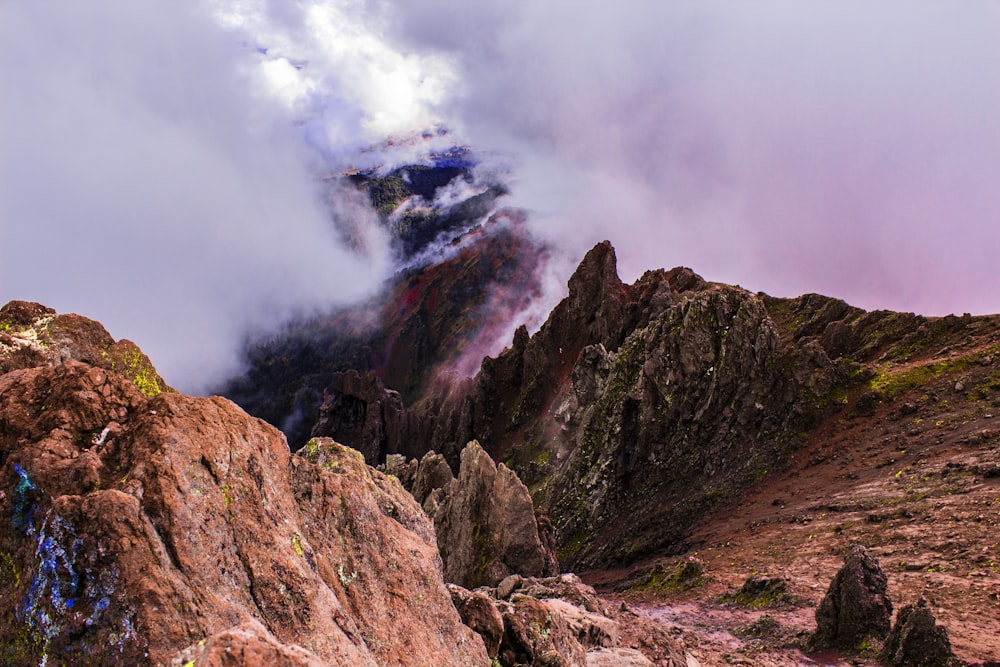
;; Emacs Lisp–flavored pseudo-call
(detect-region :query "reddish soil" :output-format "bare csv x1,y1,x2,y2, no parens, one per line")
587,327,1000,666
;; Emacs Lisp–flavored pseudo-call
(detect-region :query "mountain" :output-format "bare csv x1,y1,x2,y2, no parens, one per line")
5,234,999,663
221,160,544,448
217,233,1000,664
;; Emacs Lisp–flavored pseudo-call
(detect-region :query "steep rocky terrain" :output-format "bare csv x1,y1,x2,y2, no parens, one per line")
222,162,545,448
7,225,999,665
219,236,1000,664
0,303,487,666
385,241,843,570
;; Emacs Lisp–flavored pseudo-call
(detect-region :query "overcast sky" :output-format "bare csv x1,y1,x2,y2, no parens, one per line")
3,1,1000,391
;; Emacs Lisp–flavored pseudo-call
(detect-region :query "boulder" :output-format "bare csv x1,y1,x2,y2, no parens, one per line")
460,574,686,667
448,584,505,659
879,598,955,667
585,648,654,667
499,596,587,667
813,545,893,650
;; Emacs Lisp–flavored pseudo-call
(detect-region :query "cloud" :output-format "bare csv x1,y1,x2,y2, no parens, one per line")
0,2,391,392
5,0,1000,398
379,1,1000,316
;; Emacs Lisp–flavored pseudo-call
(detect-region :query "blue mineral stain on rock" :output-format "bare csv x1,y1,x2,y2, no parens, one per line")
17,513,137,663
12,464,37,535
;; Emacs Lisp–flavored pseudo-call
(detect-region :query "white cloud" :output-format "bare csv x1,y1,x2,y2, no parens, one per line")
0,1,392,392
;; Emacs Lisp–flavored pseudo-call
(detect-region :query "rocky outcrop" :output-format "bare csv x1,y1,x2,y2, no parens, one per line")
0,300,170,396
309,370,409,465
813,545,893,651
548,282,801,567
434,441,557,588
448,584,506,659
411,450,455,510
171,619,327,667
412,242,828,568
0,304,486,666
448,574,688,667
880,598,956,667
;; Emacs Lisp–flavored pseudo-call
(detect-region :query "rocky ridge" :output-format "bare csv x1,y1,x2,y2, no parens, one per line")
0,302,486,666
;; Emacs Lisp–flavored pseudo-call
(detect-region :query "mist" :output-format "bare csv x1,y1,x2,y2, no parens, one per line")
0,2,394,392
383,1,1000,316
5,2,1000,393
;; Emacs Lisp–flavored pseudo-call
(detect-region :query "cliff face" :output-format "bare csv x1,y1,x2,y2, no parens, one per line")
223,219,544,450
404,243,825,568
405,241,986,570
0,302,486,666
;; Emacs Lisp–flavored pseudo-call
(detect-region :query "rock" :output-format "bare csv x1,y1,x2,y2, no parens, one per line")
497,574,524,600
813,545,893,650
411,450,455,507
500,596,587,667
542,598,619,649
879,598,955,667
451,574,685,667
170,619,327,667
0,307,487,666
434,441,557,588
448,583,505,659
723,575,792,608
0,300,170,396
585,647,654,666
635,557,706,595
379,453,416,489
309,370,408,464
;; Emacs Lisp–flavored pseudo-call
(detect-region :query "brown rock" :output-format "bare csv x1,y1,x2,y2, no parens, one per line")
171,619,328,667
0,307,487,666
379,453,416,490
411,450,455,507
879,598,955,667
0,300,170,396
434,441,557,588
497,574,524,600
448,583,505,659
813,544,893,650
585,648,654,667
500,596,587,667
309,370,407,464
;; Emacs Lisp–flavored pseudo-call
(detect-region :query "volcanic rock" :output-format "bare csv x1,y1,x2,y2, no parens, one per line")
813,544,893,650
584,649,655,667
309,370,408,465
411,449,455,507
499,595,587,667
170,619,326,667
0,300,170,396
880,598,956,667
410,242,843,569
0,304,486,666
434,441,557,588
448,583,506,659
453,574,687,667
